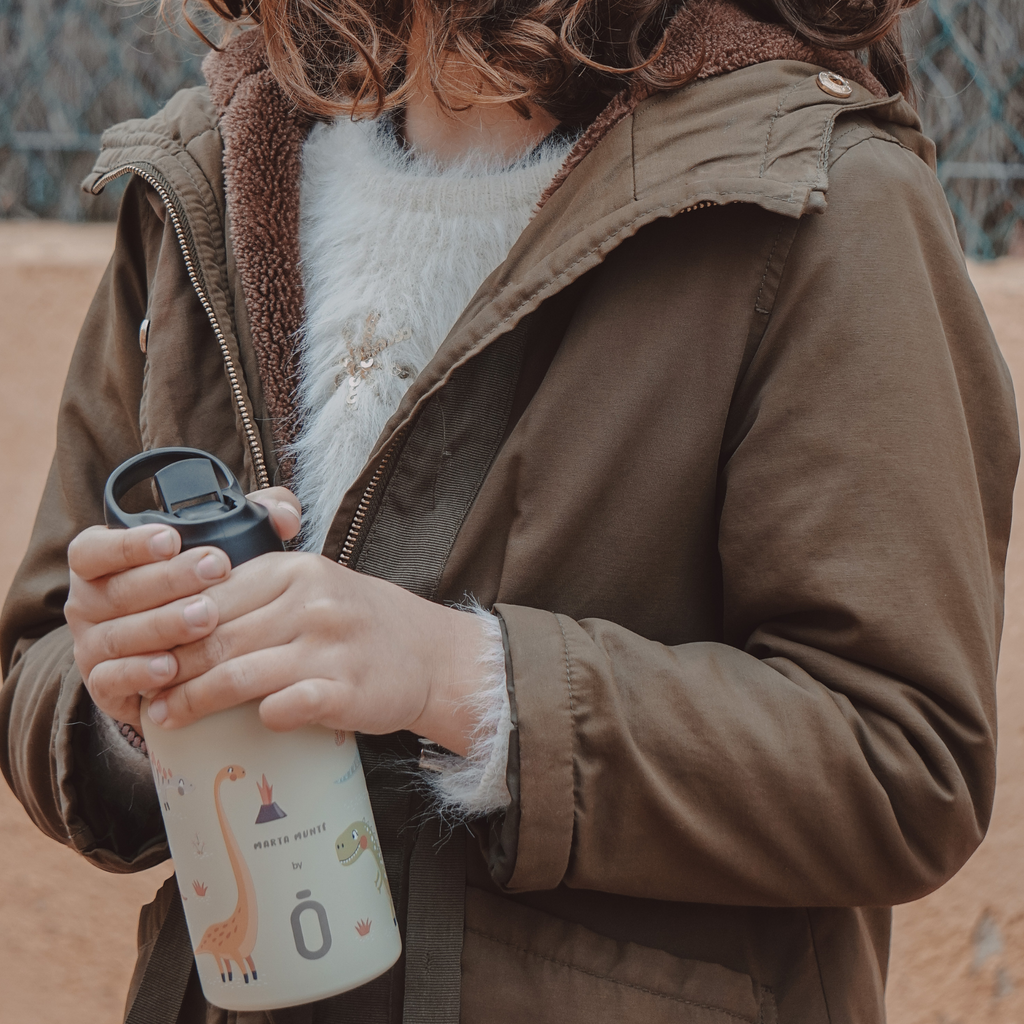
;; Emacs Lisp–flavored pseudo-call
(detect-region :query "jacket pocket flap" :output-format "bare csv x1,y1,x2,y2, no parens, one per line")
463,888,775,1024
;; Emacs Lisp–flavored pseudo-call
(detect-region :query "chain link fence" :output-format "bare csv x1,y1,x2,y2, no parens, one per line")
1,0,1022,255
905,0,1024,258
0,0,205,220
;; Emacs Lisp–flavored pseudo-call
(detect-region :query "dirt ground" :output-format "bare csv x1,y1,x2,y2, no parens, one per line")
0,220,1021,1024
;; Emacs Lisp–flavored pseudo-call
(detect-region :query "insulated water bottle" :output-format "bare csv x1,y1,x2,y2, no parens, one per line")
104,448,402,1011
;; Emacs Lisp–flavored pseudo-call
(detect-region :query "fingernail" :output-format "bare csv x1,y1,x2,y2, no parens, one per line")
148,655,173,678
150,530,177,558
196,553,228,580
183,598,210,628
275,501,301,524
148,700,168,726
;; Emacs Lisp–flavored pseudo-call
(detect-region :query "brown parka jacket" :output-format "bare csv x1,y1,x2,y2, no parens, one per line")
0,4,1018,1023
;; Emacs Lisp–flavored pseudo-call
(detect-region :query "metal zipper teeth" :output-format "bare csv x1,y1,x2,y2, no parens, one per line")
336,197,719,567
94,165,270,491
338,429,407,567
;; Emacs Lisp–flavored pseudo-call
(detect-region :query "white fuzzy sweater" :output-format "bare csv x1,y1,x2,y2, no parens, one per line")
292,116,573,815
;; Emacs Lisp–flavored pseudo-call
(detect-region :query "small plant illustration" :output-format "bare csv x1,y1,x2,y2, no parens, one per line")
152,756,173,785
193,880,208,897
192,833,207,857
355,919,372,937
151,757,176,810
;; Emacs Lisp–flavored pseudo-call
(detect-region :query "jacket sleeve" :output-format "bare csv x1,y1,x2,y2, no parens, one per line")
482,137,1018,908
0,176,171,872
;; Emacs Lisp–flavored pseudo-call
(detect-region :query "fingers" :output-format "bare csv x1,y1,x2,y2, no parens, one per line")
87,653,178,723
169,551,307,636
68,524,180,582
247,486,302,541
167,553,344,686
70,546,231,625
83,593,220,681
80,592,220,721
257,670,401,735
95,691,145,734
74,550,309,729
147,645,320,728
259,679,347,732
170,589,296,683
66,537,232,714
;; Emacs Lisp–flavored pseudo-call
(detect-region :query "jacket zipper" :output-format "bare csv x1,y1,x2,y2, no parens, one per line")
93,165,270,491
338,428,406,566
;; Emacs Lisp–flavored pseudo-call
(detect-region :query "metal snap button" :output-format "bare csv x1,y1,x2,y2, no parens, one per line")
817,71,853,98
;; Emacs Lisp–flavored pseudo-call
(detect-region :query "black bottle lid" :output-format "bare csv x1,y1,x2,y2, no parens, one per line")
104,447,285,567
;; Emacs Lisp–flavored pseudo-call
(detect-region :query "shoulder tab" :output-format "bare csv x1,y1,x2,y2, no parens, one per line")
633,60,925,218
81,86,221,202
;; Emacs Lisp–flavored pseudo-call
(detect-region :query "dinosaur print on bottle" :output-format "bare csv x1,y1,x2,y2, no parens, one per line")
194,765,260,984
335,821,396,926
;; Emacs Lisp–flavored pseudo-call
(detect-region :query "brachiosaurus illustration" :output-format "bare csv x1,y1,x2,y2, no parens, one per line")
194,765,259,984
335,821,396,926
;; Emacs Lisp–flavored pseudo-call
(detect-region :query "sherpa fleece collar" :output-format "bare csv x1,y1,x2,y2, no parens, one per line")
202,0,885,468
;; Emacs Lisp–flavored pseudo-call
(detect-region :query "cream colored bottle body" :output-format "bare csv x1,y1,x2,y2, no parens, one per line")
142,699,401,1011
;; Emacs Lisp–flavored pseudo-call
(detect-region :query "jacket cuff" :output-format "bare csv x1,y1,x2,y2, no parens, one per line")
2,627,167,872
419,606,512,816
489,603,575,891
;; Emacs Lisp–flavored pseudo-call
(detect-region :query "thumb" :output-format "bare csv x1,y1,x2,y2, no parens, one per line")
247,486,302,541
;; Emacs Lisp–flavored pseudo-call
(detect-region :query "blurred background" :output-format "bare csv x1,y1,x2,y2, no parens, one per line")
2,0,1023,255
0,1,1022,1023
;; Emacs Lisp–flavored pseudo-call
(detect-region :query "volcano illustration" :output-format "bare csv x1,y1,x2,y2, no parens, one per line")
255,774,288,824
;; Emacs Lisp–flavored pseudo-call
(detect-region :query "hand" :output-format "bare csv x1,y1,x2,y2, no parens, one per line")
65,487,302,731
146,554,488,756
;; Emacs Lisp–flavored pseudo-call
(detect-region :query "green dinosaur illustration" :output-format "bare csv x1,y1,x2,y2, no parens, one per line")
335,821,396,926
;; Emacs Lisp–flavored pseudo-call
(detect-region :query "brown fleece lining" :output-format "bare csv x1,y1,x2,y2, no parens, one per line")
202,2,883,477
204,31,314,475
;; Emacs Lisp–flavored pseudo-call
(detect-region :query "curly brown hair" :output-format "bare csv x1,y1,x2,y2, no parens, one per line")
176,0,919,125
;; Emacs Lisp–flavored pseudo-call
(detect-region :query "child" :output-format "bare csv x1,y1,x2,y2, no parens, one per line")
1,0,1017,1021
